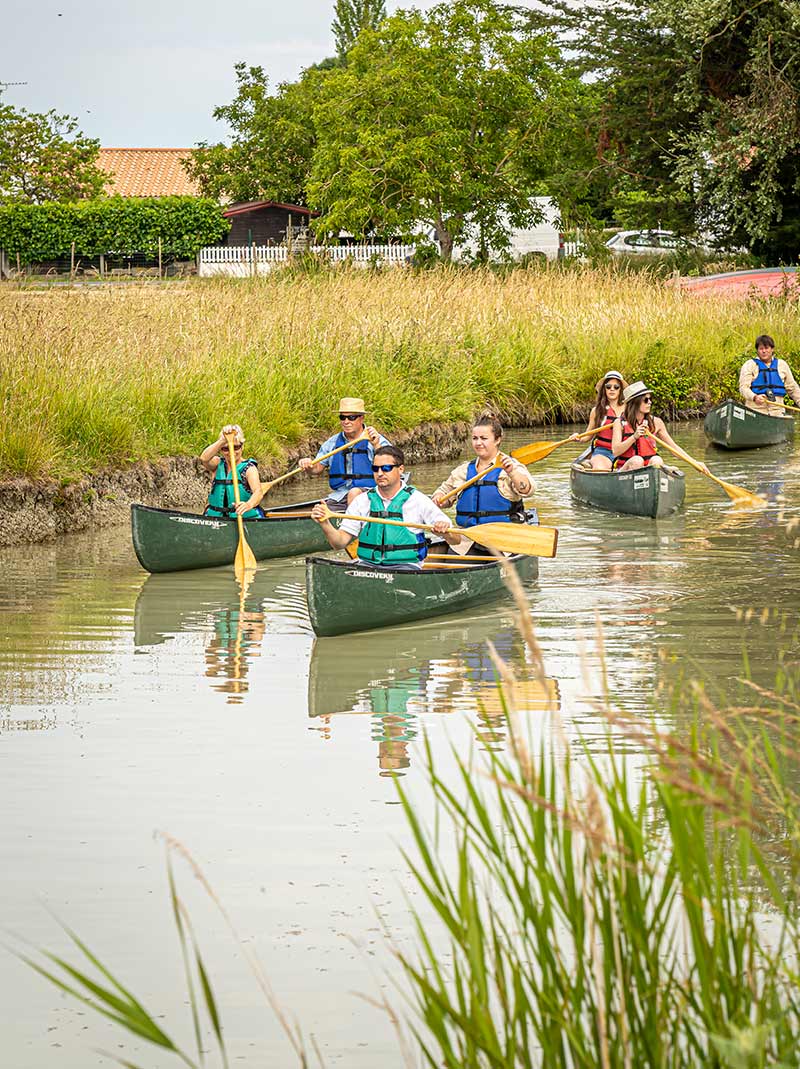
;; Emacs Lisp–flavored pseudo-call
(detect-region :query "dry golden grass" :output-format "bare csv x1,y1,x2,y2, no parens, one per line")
2,266,797,480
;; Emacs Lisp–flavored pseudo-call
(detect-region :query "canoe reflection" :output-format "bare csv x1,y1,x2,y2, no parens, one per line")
308,613,560,776
134,564,306,703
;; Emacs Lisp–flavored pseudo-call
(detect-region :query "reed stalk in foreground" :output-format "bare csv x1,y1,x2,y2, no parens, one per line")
2,265,799,480
395,604,800,1069
13,605,800,1067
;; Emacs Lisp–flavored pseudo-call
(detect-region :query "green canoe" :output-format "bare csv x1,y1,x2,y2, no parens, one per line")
703,398,795,449
306,552,538,638
570,452,685,518
131,500,332,574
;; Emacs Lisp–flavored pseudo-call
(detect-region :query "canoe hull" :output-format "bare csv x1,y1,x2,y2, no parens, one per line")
306,554,538,638
570,461,685,518
704,398,795,449
131,502,332,573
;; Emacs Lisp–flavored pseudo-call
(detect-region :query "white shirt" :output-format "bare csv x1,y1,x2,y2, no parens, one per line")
340,487,452,538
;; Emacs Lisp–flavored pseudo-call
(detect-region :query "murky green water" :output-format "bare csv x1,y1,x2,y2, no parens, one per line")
1,423,798,1066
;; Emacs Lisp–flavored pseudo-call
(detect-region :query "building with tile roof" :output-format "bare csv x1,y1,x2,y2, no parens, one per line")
98,148,200,197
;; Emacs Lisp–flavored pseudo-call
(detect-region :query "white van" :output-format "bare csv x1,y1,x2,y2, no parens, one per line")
451,197,565,263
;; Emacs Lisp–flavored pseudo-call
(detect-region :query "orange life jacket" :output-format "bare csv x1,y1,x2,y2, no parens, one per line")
593,410,619,451
617,419,659,465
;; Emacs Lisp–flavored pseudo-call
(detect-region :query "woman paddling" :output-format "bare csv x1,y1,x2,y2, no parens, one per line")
570,370,628,470
432,416,533,555
612,382,706,474
200,425,266,518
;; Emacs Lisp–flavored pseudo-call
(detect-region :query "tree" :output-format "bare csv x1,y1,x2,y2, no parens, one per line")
308,0,574,260
188,63,325,206
332,0,387,57
0,98,107,203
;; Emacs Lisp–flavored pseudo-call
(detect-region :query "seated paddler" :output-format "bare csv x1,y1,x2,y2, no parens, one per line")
431,416,533,556
311,445,460,569
739,334,800,415
200,424,265,519
297,397,392,512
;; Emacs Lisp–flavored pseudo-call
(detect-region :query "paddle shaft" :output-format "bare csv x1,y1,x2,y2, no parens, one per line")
225,435,257,577
642,430,763,502
265,432,369,491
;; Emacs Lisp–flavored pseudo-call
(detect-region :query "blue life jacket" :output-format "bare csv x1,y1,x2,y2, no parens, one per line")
328,433,375,490
357,487,427,565
455,461,523,529
205,458,264,519
751,358,786,397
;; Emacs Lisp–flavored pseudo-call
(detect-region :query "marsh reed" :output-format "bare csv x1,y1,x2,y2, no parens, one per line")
3,267,799,481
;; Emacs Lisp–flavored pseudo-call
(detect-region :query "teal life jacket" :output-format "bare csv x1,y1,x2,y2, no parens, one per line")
205,458,263,519
357,487,427,565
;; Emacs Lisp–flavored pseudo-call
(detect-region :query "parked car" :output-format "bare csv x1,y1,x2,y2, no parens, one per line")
605,229,710,255
449,198,565,263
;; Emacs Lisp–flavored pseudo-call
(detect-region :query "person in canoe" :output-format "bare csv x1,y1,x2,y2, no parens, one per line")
569,370,628,470
310,445,460,568
612,382,708,473
297,397,392,511
431,416,533,555
200,425,265,518
739,335,800,414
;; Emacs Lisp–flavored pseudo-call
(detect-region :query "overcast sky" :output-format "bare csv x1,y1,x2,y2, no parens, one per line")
1,0,476,148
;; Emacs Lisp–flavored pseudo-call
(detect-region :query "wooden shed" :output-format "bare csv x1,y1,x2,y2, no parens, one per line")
222,201,316,245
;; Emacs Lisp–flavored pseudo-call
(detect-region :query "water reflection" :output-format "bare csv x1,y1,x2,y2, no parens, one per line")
134,564,307,703
308,616,561,775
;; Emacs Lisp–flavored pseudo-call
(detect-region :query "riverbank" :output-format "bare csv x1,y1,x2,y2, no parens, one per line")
2,264,796,491
0,420,468,546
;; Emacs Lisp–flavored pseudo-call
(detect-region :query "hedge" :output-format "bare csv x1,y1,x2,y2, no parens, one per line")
0,197,230,261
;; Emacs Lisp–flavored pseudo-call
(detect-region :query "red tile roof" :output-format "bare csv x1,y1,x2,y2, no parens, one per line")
98,148,200,197
223,200,314,217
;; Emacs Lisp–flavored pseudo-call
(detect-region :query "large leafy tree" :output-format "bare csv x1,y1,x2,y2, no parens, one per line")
332,0,387,56
188,64,325,206
308,0,574,259
0,99,107,203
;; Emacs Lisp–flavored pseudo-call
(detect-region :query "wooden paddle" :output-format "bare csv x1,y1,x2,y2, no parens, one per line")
224,433,258,582
763,397,796,415
316,503,558,557
438,428,602,507
643,431,767,508
263,432,369,493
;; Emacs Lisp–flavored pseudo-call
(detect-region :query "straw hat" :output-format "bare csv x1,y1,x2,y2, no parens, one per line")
338,397,365,414
595,370,629,391
622,381,650,404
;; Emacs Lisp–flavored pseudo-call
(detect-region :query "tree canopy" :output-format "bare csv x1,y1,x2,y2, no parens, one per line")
0,98,107,204
332,0,387,57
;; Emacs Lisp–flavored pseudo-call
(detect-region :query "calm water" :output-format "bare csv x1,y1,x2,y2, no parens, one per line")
1,423,798,1067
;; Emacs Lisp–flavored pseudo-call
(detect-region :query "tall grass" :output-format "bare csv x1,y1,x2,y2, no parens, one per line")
2,266,799,480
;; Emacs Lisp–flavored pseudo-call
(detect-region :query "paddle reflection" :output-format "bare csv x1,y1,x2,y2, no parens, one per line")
134,563,306,703
308,614,561,776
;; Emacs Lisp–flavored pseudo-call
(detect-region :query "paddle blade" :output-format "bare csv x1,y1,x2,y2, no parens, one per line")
511,440,561,465
462,522,558,558
234,533,257,583
715,478,768,509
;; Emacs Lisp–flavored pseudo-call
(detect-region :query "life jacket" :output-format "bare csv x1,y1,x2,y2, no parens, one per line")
357,487,427,565
751,357,786,397
205,458,263,519
328,433,376,490
455,460,524,529
592,410,619,452
616,420,659,465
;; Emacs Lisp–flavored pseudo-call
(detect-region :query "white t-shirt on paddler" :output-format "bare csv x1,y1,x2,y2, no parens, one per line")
341,487,452,538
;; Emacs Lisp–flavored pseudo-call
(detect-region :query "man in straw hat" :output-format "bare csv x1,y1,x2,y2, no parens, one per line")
298,398,393,511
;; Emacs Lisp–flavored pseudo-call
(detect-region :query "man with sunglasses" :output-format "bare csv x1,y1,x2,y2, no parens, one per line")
311,445,460,568
298,398,392,511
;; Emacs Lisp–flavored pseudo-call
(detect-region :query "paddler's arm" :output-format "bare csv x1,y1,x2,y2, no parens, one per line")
235,464,265,516
611,416,638,457
498,454,532,497
310,502,357,550
425,499,462,547
779,360,800,406
200,427,231,472
431,462,469,505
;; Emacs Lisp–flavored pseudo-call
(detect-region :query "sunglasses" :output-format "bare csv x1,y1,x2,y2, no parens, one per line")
641,395,653,403
372,463,399,472
605,382,621,390
339,413,363,421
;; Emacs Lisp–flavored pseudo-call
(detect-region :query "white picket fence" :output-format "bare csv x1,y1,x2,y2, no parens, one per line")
198,244,416,277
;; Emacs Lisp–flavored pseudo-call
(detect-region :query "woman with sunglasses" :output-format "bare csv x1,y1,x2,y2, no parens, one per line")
570,370,628,471
612,382,688,472
432,416,533,554
200,424,265,518
297,397,390,511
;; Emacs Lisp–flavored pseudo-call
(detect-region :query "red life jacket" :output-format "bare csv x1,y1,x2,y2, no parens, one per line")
617,419,659,465
593,410,619,451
